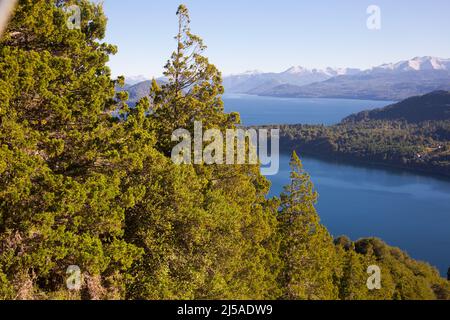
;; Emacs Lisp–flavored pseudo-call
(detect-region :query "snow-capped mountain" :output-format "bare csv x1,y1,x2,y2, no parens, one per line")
283,66,360,77
223,66,362,94
232,70,264,76
282,66,311,74
259,57,450,101
126,57,450,101
324,67,362,77
125,75,150,86
371,57,450,73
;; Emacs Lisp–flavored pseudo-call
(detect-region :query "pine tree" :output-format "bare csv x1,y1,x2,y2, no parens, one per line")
150,4,237,155
278,151,338,300
124,5,280,300
0,0,142,299
337,244,369,300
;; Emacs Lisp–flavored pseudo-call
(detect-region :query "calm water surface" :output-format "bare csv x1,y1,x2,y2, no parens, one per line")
223,93,393,125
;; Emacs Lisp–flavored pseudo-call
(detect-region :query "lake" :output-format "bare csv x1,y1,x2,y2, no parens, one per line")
223,94,450,276
223,93,394,125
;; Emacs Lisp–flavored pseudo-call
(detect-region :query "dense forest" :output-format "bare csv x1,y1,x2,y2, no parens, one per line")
273,92,450,177
0,0,449,300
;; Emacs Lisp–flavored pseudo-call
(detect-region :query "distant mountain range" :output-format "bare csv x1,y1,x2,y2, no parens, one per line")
123,57,450,102
223,57,450,101
222,67,360,95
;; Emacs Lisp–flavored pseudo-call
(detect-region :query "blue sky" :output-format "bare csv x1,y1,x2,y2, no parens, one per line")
102,0,450,78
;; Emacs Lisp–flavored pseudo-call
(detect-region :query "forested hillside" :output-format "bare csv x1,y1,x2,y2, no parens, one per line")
344,90,450,123
273,92,450,177
0,0,448,300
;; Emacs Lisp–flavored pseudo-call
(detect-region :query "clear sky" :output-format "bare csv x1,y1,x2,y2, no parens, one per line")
102,0,450,78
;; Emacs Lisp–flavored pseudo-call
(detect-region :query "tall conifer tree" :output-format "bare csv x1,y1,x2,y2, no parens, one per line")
278,152,338,300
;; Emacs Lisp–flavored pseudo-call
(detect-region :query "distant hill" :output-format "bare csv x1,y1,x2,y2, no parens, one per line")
117,79,166,103
344,91,450,124
125,80,152,102
262,69,450,101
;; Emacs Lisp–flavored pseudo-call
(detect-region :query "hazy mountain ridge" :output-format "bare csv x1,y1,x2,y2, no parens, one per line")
265,69,450,101
118,79,166,103
223,66,361,94
123,57,450,102
226,57,450,100
125,75,150,85
371,56,450,73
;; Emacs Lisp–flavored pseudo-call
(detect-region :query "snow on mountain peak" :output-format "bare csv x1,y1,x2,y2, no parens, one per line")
242,70,263,75
226,70,264,77
125,75,150,85
222,56,450,96
283,66,361,76
374,57,450,72
284,66,308,74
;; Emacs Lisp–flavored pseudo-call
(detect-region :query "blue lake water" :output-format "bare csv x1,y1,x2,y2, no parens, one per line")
223,93,394,125
223,94,450,275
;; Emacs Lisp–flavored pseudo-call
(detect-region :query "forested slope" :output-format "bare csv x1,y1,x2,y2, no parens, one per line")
274,92,450,177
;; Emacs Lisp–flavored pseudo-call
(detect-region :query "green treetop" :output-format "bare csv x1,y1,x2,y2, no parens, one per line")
278,151,338,300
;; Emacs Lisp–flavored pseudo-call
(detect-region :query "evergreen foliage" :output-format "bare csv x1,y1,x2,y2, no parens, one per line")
278,152,337,300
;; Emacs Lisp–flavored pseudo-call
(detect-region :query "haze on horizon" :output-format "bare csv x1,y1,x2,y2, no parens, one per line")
103,0,450,78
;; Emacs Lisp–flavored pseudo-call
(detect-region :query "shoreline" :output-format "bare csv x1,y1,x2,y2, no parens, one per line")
278,144,450,182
